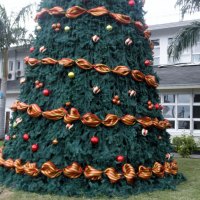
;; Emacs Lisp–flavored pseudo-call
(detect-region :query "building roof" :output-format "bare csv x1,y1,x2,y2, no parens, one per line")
154,63,200,89
149,20,194,31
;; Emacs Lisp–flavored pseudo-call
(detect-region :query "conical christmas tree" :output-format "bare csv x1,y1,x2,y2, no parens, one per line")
0,0,185,196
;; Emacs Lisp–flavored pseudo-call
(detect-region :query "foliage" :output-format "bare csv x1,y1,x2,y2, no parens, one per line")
168,21,200,60
0,4,33,50
168,0,200,60
173,135,197,157
0,0,185,196
176,0,200,17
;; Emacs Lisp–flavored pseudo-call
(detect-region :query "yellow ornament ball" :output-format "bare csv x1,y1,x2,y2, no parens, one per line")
68,72,75,79
64,26,71,32
12,135,17,139
52,139,58,145
106,25,113,31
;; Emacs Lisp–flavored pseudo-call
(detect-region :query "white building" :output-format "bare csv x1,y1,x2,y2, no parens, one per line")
0,20,200,139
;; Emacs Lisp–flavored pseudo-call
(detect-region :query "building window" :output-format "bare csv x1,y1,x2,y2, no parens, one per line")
152,39,160,66
192,42,200,63
17,61,21,70
161,93,200,132
9,61,14,71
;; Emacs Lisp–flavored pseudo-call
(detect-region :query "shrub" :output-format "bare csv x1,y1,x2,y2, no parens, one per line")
172,135,197,158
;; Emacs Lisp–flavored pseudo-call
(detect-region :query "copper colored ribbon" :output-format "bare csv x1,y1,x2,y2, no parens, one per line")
122,164,136,184
81,113,102,127
11,101,29,111
121,115,136,125
137,117,153,128
36,6,138,27
12,101,170,129
84,166,103,181
171,160,178,175
24,57,40,66
64,108,80,124
66,6,87,18
138,166,152,180
42,107,67,121
41,161,62,178
102,114,119,127
88,6,109,16
41,58,58,65
93,64,111,74
14,159,25,174
27,104,42,118
112,66,131,76
24,57,158,88
152,162,165,178
145,75,158,88
131,70,145,82
0,156,5,166
75,59,93,70
0,157,179,182
58,58,75,67
104,167,122,183
63,162,83,178
49,6,65,15
3,159,14,168
24,162,40,177
164,162,171,174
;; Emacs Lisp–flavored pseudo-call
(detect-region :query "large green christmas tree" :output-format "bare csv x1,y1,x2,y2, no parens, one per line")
0,0,185,196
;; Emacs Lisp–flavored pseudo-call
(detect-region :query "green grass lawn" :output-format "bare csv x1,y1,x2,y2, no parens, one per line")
0,141,3,147
0,158,199,200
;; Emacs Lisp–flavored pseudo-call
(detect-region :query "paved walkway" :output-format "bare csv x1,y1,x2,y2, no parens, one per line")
173,153,200,159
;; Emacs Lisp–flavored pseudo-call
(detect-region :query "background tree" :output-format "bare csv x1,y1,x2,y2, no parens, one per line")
0,4,33,139
168,0,200,60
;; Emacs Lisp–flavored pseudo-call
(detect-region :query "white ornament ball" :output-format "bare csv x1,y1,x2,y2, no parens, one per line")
142,129,148,136
36,26,42,31
125,38,133,46
92,35,100,43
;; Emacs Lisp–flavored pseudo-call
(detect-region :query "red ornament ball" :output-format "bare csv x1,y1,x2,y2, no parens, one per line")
116,155,125,162
43,89,50,96
128,0,135,6
23,133,29,141
144,60,151,66
32,144,39,152
91,136,99,145
30,47,35,53
155,103,160,110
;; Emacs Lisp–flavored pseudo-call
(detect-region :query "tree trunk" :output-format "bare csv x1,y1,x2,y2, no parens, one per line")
0,48,8,139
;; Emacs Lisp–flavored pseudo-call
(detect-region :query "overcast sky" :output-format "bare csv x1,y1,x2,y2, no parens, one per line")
1,0,200,27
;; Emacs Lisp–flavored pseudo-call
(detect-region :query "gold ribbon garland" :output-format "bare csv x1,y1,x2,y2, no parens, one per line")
34,6,146,31
10,101,171,130
0,148,178,183
24,57,158,88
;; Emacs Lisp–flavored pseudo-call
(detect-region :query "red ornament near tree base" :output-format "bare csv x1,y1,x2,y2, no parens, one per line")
155,103,160,110
116,155,125,162
91,136,99,145
32,144,39,152
23,133,29,141
128,0,135,6
29,47,35,53
43,89,50,96
144,60,152,67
